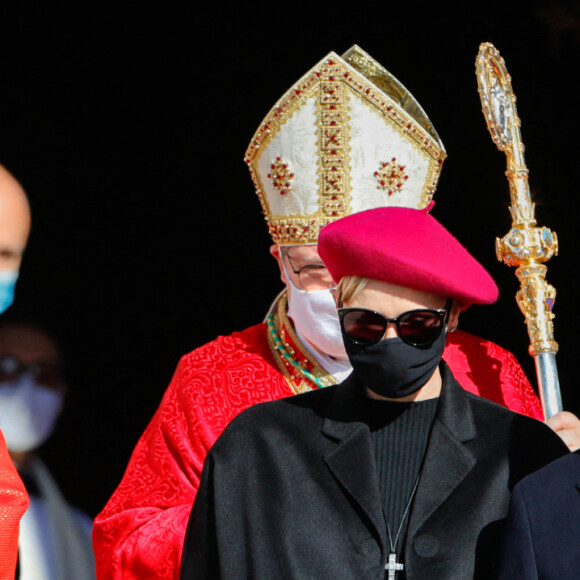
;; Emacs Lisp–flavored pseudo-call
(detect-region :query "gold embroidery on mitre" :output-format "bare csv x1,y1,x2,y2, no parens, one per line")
245,47,447,245
245,71,322,245
343,45,446,208
267,157,294,195
344,73,443,208
267,218,321,246
318,58,352,220
374,158,409,195
342,45,443,144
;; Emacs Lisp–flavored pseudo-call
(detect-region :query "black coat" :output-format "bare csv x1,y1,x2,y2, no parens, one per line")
497,449,580,579
180,364,567,579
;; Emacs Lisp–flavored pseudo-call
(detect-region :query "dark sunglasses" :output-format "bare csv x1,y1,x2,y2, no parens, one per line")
0,355,63,389
338,299,452,348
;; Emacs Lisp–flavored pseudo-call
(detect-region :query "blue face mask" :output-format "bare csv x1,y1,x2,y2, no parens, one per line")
0,271,19,314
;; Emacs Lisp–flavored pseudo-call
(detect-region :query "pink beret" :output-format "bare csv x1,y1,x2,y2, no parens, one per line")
318,207,498,306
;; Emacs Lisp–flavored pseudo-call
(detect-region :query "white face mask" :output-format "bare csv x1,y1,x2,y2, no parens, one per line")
284,266,348,360
0,373,64,452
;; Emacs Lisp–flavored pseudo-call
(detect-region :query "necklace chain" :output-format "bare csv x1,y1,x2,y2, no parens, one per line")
386,474,421,556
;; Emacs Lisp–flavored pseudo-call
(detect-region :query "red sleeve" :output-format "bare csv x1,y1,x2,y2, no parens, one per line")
0,430,29,580
443,329,543,420
93,324,291,580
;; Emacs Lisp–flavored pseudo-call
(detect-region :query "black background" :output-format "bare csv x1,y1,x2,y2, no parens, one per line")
1,2,579,516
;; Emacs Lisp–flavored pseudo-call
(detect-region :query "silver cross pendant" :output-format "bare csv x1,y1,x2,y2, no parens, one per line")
385,552,404,580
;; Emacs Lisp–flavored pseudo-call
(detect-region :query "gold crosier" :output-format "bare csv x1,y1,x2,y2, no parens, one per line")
476,42,562,418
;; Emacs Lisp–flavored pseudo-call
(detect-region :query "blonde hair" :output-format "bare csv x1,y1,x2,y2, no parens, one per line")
337,275,369,305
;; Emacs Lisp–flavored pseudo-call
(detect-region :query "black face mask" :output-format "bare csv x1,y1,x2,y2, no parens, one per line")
343,329,447,399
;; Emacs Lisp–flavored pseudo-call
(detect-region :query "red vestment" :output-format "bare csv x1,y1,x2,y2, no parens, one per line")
93,323,542,580
0,430,29,580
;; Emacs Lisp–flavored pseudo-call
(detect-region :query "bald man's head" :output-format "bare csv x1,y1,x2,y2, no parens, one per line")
0,166,30,272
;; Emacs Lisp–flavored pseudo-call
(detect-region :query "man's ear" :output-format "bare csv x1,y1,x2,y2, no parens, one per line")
447,300,461,332
269,245,288,285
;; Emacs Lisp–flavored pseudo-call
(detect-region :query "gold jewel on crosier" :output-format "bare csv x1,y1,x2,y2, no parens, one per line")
266,293,338,394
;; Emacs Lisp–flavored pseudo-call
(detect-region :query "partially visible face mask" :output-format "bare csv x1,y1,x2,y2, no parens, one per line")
344,329,447,399
0,270,19,314
284,265,347,360
0,373,64,452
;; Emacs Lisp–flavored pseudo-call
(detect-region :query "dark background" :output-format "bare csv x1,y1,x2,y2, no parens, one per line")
1,2,579,517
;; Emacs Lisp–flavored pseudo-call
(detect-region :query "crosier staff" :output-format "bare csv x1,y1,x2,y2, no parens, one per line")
475,42,562,418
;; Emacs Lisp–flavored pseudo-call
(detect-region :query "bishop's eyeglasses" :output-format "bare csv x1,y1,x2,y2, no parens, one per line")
284,253,336,292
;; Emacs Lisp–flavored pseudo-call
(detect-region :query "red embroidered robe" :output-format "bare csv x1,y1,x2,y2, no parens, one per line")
0,430,29,580
93,324,542,580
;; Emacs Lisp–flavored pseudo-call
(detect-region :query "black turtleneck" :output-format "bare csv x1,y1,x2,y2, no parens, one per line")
363,396,439,556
